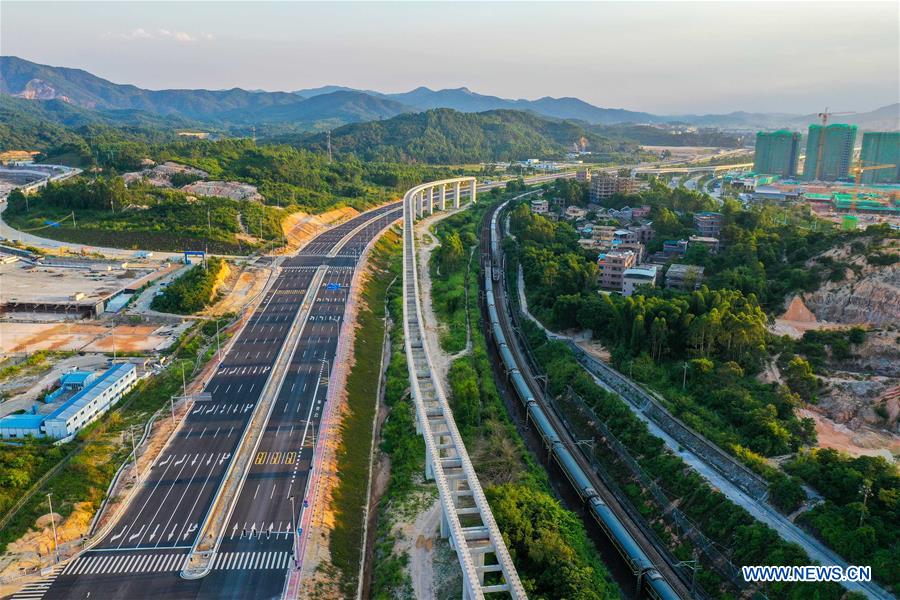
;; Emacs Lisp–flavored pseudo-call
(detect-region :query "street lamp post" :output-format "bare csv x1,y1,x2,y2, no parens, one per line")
47,493,59,563
130,425,141,480
289,495,298,567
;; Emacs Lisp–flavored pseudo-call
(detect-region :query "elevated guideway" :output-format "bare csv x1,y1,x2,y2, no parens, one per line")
402,178,525,600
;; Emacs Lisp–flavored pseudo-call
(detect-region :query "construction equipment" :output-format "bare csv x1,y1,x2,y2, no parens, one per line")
817,107,853,126
851,160,895,185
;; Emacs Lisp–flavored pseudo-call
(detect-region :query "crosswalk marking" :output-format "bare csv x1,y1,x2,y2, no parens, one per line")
10,563,65,600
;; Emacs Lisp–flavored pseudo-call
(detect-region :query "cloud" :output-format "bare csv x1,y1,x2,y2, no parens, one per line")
104,28,213,43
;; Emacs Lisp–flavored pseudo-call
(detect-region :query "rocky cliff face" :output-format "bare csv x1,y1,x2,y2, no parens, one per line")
13,78,72,103
802,238,899,326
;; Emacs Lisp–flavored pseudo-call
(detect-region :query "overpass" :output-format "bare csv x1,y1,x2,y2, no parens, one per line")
632,162,753,176
402,178,525,599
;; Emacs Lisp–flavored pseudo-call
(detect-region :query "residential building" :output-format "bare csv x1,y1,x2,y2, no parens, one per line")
576,169,592,182
689,235,720,254
591,225,618,243
860,132,900,184
693,211,723,237
627,222,654,244
565,205,588,220
753,130,801,177
803,123,857,181
631,205,652,219
621,265,658,297
530,198,549,214
589,173,639,202
666,263,705,290
662,239,689,258
611,229,645,263
0,364,138,440
597,250,636,290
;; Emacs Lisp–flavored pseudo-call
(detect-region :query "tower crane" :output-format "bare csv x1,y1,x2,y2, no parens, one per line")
851,160,895,185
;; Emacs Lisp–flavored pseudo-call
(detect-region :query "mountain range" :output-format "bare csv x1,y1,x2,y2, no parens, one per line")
2,56,898,133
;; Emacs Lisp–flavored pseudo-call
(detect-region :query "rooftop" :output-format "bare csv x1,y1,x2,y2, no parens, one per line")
46,363,136,424
623,266,658,280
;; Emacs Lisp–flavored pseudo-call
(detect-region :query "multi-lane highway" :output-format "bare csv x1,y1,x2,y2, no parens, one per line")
32,203,401,600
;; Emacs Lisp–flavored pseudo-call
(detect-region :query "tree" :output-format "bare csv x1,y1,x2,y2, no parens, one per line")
785,356,819,403
439,232,464,273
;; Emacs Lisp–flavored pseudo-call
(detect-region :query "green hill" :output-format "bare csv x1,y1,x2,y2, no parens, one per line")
289,108,643,164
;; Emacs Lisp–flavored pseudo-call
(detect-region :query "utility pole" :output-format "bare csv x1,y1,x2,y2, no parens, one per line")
215,319,222,361
682,361,688,389
326,130,332,163
182,361,188,397
47,493,59,563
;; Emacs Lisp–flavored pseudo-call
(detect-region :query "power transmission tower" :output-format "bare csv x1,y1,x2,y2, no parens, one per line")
326,130,332,163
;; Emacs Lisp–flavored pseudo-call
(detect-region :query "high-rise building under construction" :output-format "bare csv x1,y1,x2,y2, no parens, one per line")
860,132,900,184
803,123,857,181
753,130,801,177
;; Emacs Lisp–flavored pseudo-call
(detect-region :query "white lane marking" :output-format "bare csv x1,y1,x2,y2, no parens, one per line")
127,525,146,542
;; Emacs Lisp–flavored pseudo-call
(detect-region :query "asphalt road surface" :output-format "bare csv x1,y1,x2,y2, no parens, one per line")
33,203,401,600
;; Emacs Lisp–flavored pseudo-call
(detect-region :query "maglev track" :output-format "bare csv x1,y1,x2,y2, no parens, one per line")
481,195,688,600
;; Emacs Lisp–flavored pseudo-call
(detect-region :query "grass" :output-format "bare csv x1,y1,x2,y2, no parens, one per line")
327,230,400,596
429,255,470,353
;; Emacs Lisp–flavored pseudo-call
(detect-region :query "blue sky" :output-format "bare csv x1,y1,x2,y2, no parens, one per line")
2,1,898,114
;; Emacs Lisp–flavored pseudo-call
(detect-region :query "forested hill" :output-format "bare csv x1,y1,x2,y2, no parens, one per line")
288,108,642,164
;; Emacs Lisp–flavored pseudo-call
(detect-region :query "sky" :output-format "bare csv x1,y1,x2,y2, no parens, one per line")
2,1,898,115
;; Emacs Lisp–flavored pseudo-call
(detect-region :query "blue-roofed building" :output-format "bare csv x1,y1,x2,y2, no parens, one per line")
0,413,45,439
0,363,138,440
59,370,97,390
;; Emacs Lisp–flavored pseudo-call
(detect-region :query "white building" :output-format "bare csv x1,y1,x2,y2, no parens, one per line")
530,198,549,214
0,363,138,440
621,265,658,297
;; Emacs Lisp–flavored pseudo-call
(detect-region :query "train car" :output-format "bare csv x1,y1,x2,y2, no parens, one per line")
646,569,681,600
552,442,597,500
588,496,655,574
510,371,532,405
527,402,562,447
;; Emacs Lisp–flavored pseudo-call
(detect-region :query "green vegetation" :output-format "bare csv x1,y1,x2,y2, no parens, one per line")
5,180,284,254
328,230,398,596
0,322,219,551
507,183,899,594
520,322,845,599
0,94,188,159
4,137,464,252
511,202,815,460
295,108,647,164
156,138,453,212
0,351,71,383
370,230,423,599
151,258,227,314
786,450,899,591
430,193,620,599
